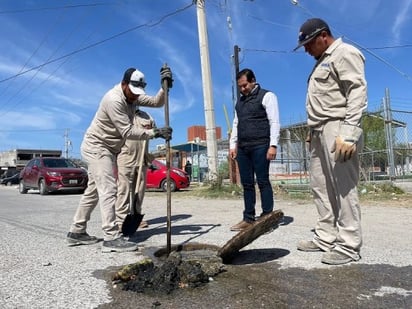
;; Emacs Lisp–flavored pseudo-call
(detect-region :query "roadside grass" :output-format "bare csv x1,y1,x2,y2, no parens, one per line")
178,180,412,207
188,183,243,199
357,181,412,206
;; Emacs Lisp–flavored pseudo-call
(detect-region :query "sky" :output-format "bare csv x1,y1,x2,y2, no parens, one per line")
1,0,412,158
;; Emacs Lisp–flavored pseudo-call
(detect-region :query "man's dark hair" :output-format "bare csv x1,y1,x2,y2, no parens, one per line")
237,68,256,82
122,68,136,83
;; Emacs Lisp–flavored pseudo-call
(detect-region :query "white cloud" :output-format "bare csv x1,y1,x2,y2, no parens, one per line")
392,0,412,43
144,34,200,114
1,110,58,130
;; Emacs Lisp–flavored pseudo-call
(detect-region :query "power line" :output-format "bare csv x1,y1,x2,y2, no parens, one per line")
0,4,100,117
344,37,412,83
243,44,412,54
289,1,412,83
0,129,66,132
247,14,295,29
391,109,412,114
242,2,412,82
0,2,111,14
365,44,412,50
243,48,289,54
0,7,65,99
0,2,195,84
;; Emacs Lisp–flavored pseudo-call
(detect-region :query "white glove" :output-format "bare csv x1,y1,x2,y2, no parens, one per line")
331,123,363,162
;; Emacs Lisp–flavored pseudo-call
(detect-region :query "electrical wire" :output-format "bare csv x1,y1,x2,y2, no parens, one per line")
243,48,289,54
247,14,295,29
0,129,67,132
365,44,412,50
0,6,90,116
238,2,412,82
0,5,67,99
289,1,412,83
343,37,412,83
0,1,195,150
0,2,111,14
242,44,412,55
0,2,195,84
0,3,109,117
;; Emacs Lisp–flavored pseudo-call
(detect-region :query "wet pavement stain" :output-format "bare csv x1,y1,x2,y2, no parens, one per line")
98,262,412,309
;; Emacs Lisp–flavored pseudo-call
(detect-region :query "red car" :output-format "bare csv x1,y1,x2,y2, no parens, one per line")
146,159,190,192
19,157,88,195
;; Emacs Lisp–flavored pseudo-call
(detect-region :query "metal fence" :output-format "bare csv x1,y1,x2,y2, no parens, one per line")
274,107,412,184
360,108,412,181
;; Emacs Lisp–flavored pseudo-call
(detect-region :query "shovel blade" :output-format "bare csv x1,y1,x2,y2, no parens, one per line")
122,213,144,237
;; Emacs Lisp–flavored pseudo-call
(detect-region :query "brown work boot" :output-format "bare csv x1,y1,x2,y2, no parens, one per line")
230,220,253,231
139,220,149,228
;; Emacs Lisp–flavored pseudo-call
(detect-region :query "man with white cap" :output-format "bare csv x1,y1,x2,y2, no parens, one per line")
67,66,173,253
294,18,367,265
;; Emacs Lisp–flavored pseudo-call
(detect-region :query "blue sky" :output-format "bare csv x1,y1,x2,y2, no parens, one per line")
1,0,412,157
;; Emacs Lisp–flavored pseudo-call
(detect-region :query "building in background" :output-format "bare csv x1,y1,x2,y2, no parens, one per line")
0,149,62,176
187,125,221,142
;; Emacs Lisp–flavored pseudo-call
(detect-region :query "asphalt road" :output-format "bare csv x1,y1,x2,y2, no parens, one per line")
0,185,411,308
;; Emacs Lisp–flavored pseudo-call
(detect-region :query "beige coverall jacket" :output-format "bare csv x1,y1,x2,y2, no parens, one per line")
306,38,367,260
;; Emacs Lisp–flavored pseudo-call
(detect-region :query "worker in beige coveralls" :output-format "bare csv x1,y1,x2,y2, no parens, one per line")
294,18,367,265
67,66,173,253
115,108,156,230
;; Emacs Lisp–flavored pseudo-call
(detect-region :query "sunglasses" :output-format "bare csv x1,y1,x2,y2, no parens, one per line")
129,80,147,88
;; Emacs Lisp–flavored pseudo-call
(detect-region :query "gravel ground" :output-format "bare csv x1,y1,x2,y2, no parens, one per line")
0,185,411,308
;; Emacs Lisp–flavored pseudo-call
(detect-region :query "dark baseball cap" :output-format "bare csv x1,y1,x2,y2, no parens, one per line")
294,18,330,51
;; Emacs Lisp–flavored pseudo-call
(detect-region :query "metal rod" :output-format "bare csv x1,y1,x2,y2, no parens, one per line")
162,63,172,255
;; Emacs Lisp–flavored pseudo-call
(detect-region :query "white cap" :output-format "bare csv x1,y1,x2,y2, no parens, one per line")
123,68,146,95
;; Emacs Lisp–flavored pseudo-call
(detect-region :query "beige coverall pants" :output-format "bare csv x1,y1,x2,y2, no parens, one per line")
115,164,148,229
69,146,119,241
310,120,363,260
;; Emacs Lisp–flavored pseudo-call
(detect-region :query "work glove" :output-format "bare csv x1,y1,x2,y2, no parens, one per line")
160,65,173,89
153,126,173,141
331,123,363,162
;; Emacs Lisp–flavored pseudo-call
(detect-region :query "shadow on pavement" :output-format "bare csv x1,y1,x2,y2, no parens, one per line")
145,214,191,225
279,215,294,226
131,219,221,244
230,248,290,265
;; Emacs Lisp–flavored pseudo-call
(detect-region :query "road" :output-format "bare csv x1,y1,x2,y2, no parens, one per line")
0,185,411,308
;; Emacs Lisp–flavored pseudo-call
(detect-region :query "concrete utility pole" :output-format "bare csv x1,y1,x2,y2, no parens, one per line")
195,0,218,182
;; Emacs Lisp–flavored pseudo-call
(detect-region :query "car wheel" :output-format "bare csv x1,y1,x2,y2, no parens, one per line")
6,181,12,186
161,179,176,192
39,179,48,195
19,180,28,194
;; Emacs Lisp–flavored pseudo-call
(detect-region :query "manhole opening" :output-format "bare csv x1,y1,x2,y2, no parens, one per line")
153,242,221,258
112,210,283,295
113,242,226,295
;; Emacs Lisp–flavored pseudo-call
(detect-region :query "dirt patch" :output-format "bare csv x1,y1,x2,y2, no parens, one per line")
111,244,226,296
98,263,412,309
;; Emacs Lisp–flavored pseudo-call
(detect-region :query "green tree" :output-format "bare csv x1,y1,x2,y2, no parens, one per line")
361,113,389,173
361,113,386,150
